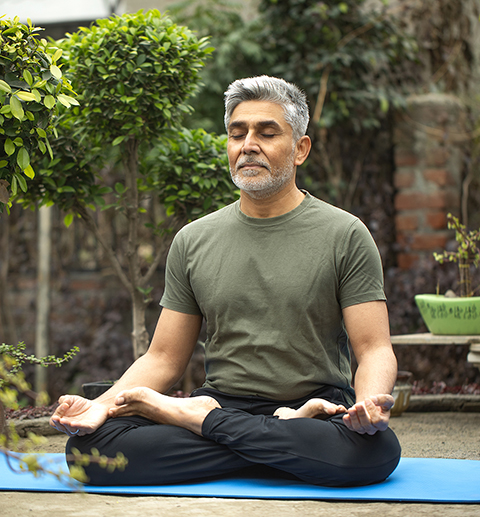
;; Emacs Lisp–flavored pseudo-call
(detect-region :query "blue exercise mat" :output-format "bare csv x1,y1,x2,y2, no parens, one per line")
0,453,479,503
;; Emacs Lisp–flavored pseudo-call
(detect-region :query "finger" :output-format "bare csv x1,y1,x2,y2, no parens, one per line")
54,421,80,437
50,415,72,435
52,401,70,419
371,394,394,411
347,403,370,434
342,413,354,431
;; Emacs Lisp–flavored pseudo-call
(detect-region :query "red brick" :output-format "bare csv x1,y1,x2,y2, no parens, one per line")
423,168,453,187
394,171,415,189
397,253,420,270
425,147,450,167
425,211,447,230
410,233,449,251
395,213,418,231
394,192,447,211
445,189,460,207
394,151,418,167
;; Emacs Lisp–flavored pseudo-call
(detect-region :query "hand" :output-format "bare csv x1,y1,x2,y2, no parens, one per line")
342,394,394,435
49,395,109,437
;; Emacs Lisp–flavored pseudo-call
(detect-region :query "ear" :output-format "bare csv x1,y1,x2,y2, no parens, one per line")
294,136,311,166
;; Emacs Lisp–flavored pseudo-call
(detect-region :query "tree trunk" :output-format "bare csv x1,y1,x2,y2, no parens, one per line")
35,205,52,393
0,212,18,345
132,289,150,358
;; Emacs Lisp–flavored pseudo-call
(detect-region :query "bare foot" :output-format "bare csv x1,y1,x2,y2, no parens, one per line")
108,387,221,436
274,398,347,420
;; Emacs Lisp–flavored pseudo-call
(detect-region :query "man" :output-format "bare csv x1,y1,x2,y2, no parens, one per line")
51,76,401,487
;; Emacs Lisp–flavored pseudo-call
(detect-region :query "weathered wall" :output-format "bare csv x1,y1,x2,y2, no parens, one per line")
393,93,468,269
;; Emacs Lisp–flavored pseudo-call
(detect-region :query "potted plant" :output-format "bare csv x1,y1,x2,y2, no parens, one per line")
415,213,480,335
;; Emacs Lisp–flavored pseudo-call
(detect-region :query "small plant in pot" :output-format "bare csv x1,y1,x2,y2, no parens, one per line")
415,213,480,335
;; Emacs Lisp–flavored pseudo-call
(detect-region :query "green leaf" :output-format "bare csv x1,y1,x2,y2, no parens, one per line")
23,70,34,86
31,89,41,102
52,48,63,63
115,182,126,194
23,164,35,179
380,97,389,113
11,175,17,197
14,172,27,192
0,80,12,94
16,91,36,102
57,93,80,108
4,139,15,156
36,127,47,138
50,64,62,80
64,213,74,228
17,147,30,170
44,95,55,109
45,138,53,159
112,135,126,146
10,96,24,121
203,196,212,211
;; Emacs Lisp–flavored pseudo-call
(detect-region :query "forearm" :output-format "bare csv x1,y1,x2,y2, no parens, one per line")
94,309,202,409
353,345,397,402
95,350,184,408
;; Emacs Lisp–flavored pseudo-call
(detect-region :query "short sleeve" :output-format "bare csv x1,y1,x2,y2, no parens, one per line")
160,232,203,316
336,219,386,309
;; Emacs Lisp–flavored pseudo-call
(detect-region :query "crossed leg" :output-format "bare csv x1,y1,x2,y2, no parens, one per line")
67,387,401,487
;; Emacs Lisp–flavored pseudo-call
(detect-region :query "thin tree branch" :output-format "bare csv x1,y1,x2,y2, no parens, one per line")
140,217,185,288
75,204,132,292
124,138,141,288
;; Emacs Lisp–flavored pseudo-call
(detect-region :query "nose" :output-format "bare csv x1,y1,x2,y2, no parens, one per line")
242,131,260,154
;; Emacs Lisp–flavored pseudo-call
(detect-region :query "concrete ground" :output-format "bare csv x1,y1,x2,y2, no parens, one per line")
1,411,479,516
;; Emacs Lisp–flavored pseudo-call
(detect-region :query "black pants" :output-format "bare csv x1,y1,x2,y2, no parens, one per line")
67,386,401,487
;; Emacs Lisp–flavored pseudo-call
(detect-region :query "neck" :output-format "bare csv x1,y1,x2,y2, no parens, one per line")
239,185,305,218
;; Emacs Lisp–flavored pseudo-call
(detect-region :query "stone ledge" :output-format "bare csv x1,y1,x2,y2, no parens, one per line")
407,394,480,413
8,417,57,438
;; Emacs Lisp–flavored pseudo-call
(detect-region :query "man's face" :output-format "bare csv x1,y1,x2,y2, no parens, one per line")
227,100,298,199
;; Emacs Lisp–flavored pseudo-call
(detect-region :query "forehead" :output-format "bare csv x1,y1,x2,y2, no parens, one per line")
228,100,289,129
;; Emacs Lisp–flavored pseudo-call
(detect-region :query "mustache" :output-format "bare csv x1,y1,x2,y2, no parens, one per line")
236,157,270,171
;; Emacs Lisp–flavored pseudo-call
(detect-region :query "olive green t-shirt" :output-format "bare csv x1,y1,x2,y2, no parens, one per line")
160,192,385,401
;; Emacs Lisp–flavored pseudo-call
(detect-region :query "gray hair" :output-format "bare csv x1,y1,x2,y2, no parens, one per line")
224,75,309,142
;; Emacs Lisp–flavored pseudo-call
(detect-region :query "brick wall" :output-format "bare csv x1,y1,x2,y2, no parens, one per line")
393,93,467,269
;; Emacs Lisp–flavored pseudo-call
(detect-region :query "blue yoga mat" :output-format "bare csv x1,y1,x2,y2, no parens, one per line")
0,453,479,503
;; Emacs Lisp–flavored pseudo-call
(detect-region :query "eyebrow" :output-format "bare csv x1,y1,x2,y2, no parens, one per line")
228,120,283,131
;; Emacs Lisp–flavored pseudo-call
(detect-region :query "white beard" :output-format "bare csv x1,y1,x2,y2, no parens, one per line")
230,153,295,200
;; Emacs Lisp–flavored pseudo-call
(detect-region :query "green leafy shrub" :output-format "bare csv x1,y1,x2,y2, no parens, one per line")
0,16,77,207
0,342,127,485
143,128,239,220
433,214,480,297
59,9,213,146
17,10,238,359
